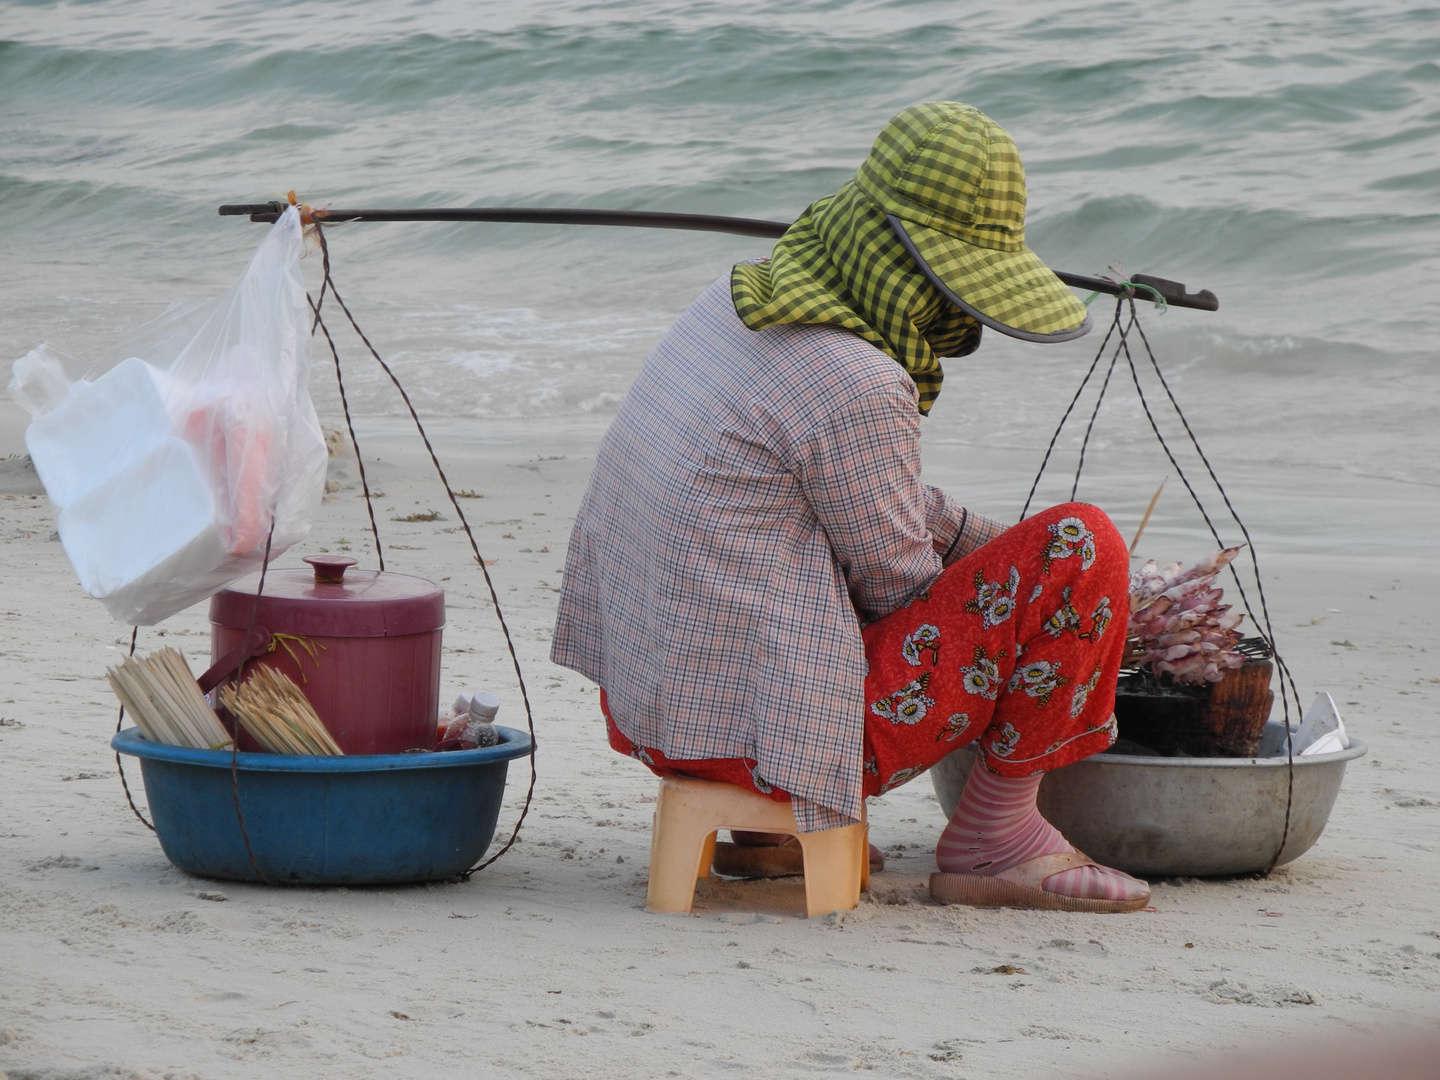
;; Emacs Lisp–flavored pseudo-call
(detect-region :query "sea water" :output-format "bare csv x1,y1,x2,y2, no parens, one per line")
2,0,1436,560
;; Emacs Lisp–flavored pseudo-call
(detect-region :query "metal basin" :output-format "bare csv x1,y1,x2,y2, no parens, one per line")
928,722,1366,877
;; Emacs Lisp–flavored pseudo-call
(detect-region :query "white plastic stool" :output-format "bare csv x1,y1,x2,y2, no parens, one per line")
644,774,869,918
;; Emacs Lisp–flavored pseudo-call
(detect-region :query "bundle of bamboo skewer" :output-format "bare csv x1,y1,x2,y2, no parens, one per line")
107,648,233,750
219,665,344,756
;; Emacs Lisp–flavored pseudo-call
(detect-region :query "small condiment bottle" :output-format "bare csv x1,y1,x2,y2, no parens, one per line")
463,691,501,748
438,690,500,749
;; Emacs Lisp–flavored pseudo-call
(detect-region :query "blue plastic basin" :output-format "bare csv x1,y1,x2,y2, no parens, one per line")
113,725,532,885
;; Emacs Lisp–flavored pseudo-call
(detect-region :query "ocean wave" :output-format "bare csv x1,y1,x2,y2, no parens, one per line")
1027,196,1439,283
3,0,1437,405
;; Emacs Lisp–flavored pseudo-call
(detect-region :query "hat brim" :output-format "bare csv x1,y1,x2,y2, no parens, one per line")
887,215,1091,343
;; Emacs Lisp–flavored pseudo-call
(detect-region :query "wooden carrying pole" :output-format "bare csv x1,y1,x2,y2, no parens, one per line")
217,202,1221,311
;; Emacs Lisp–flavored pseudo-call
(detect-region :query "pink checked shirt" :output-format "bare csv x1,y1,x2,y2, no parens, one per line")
551,277,1004,830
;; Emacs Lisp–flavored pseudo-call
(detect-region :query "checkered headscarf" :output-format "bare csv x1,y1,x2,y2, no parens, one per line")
732,102,1090,414
731,178,979,415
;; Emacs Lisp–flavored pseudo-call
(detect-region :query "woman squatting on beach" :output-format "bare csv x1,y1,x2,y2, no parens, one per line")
552,102,1150,912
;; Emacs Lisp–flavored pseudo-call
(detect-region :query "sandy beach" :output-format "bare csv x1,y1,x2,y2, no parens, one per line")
4,0,1438,1075
1,408,1437,1080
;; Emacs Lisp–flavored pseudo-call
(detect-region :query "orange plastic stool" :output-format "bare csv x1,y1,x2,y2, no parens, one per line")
644,774,869,918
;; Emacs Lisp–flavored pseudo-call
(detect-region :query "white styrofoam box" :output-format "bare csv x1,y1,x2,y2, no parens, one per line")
57,437,217,598
100,527,233,626
24,357,170,507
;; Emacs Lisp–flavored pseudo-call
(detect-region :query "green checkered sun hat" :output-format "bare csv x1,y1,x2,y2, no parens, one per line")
733,101,1090,413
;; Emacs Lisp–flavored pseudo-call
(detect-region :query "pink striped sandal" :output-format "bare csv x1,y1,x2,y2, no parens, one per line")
929,851,1150,913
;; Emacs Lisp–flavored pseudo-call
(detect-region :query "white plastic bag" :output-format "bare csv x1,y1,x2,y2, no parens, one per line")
8,207,326,625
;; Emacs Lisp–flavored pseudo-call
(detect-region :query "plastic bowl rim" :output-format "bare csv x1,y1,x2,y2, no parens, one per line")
111,724,532,772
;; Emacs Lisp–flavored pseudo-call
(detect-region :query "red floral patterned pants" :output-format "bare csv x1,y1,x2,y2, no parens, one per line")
604,502,1130,802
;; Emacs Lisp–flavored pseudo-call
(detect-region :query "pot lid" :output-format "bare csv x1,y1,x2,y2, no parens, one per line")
210,556,445,638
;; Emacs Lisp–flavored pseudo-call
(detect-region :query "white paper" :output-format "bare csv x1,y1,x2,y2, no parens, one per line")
1294,692,1349,755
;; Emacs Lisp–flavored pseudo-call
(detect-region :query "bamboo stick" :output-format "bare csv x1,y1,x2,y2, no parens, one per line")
106,649,232,750
112,661,180,745
219,665,342,756
106,670,160,742
157,649,229,748
148,658,201,743
156,649,227,747
1130,478,1167,556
